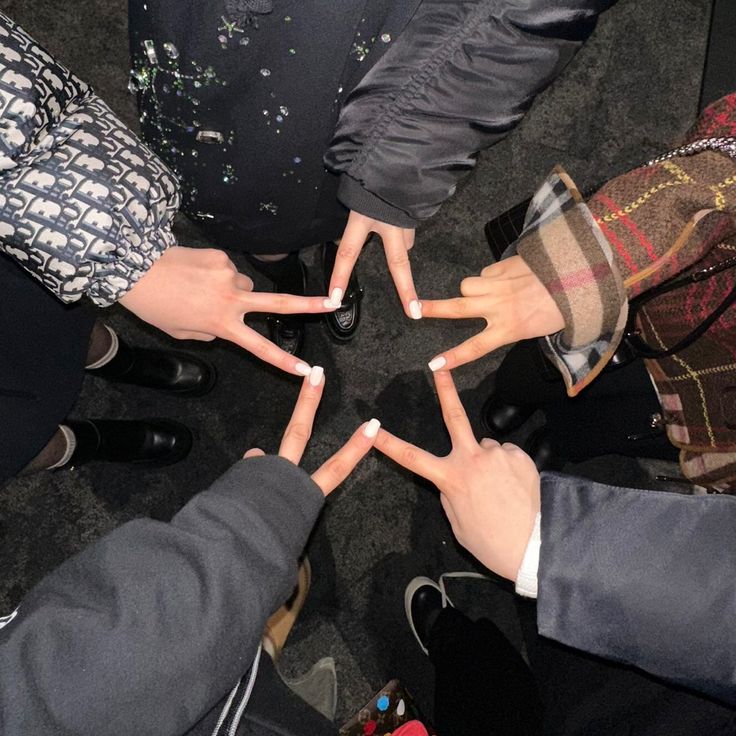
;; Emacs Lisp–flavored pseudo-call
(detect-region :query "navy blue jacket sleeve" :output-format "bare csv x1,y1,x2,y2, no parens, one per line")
537,472,736,705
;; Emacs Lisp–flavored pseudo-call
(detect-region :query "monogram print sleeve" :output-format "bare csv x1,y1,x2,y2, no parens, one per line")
0,12,180,306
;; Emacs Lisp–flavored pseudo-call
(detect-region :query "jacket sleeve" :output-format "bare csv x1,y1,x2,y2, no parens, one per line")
536,472,736,705
0,12,180,306
0,455,324,736
516,92,736,395
324,0,614,227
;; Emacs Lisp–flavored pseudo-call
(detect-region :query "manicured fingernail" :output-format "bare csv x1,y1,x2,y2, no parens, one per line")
330,287,343,306
295,362,311,376
428,356,446,372
323,298,338,310
363,418,381,438
309,365,324,386
409,300,422,320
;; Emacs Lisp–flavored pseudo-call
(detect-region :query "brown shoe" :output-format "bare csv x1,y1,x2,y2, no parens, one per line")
262,558,311,661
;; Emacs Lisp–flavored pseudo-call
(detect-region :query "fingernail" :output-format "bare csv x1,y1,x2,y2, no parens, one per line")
295,362,312,376
428,356,446,372
363,418,381,438
309,365,324,387
409,300,422,320
330,287,343,306
323,298,338,310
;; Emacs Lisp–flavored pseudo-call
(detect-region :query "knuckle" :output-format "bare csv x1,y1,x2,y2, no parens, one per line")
285,423,311,442
337,244,360,262
459,278,474,296
451,299,470,317
208,249,232,268
470,340,486,359
326,459,347,479
443,407,466,424
387,251,410,268
401,447,418,466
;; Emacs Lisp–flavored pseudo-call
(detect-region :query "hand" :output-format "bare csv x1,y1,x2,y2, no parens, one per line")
374,369,540,581
244,366,380,496
119,246,335,376
328,210,420,319
422,256,564,370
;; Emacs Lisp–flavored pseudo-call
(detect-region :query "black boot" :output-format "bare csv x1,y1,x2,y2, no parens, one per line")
248,252,307,356
322,241,363,342
64,419,193,467
87,337,216,396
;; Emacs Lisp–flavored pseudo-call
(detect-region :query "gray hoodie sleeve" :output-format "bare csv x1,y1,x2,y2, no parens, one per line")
537,472,736,705
325,0,614,227
0,12,180,306
0,455,324,736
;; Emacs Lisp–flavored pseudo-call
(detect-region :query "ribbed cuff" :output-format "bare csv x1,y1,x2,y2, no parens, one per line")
338,175,420,229
515,512,541,599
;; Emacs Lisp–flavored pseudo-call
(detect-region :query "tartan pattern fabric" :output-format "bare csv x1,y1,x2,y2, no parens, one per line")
516,168,628,396
517,93,736,491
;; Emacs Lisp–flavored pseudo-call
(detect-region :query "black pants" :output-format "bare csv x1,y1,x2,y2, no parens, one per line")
494,340,678,463
0,254,94,484
429,607,542,735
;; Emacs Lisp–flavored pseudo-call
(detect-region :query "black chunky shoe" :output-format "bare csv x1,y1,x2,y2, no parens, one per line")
322,241,363,342
65,419,193,467
248,252,307,357
523,426,564,472
479,393,536,437
87,338,216,397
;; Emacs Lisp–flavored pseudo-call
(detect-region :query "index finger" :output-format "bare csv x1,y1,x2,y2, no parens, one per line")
431,370,475,449
428,329,505,371
311,419,380,496
420,297,486,320
225,321,313,376
243,291,337,315
279,366,325,464
382,229,419,317
328,213,369,305
373,427,444,485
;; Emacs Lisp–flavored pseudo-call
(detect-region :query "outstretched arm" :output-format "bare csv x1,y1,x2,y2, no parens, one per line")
0,370,377,735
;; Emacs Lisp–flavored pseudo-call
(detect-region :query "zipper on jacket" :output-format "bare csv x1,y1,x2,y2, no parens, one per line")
211,645,262,736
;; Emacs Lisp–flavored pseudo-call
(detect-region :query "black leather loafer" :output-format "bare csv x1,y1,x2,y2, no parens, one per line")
87,339,216,397
65,419,193,467
479,393,536,437
322,241,363,342
266,255,308,356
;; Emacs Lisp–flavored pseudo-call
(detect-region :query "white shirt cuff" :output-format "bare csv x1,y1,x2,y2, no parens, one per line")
515,512,541,598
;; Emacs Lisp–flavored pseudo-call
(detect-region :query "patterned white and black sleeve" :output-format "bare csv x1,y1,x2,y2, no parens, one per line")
0,12,180,306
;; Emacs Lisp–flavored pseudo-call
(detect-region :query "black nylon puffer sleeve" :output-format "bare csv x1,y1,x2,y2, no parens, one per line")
325,0,615,227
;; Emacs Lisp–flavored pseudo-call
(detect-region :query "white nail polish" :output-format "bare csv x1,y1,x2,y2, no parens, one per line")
409,300,422,320
323,298,337,310
309,365,324,387
428,356,447,372
295,362,311,376
330,287,343,306
363,418,381,438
